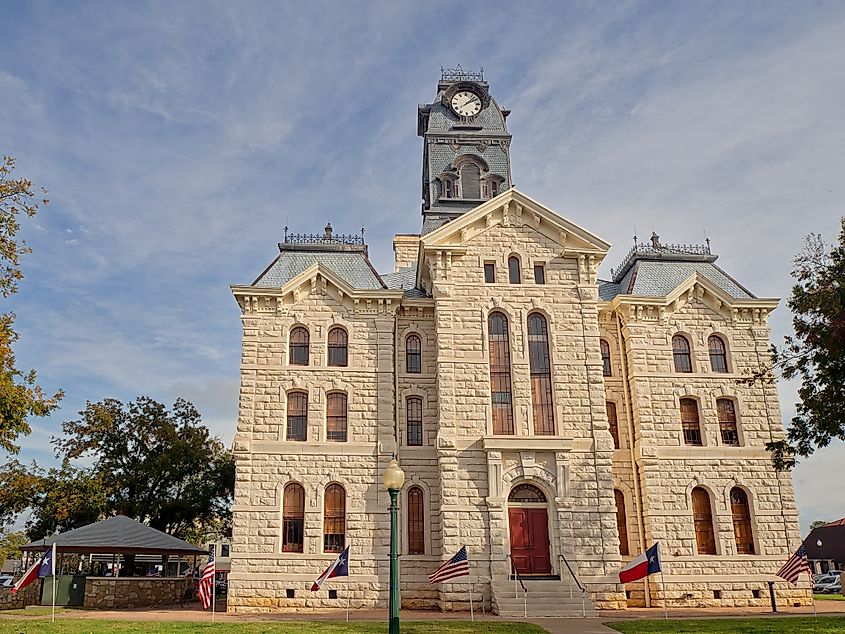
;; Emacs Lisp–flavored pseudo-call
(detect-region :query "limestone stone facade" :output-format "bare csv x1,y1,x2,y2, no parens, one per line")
228,72,808,614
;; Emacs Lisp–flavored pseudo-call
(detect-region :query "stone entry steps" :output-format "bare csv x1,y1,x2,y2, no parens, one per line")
491,578,597,618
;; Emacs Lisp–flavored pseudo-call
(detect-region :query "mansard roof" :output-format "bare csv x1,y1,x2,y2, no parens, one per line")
381,265,429,298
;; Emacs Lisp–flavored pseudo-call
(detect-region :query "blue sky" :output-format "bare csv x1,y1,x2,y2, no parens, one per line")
1,1,843,535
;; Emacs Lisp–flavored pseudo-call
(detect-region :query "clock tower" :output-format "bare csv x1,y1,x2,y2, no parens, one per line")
417,66,512,234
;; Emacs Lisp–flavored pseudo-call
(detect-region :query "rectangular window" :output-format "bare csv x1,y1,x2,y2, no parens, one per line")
680,398,702,446
718,398,739,446
484,262,495,284
326,393,348,442
220,544,230,558
533,264,546,284
606,401,620,449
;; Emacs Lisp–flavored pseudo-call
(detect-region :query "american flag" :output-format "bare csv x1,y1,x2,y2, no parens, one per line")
428,546,469,584
777,545,811,585
197,545,216,609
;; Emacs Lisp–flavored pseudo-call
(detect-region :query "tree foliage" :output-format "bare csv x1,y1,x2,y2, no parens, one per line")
0,397,234,541
763,218,845,469
0,156,63,452
810,520,829,531
0,530,27,563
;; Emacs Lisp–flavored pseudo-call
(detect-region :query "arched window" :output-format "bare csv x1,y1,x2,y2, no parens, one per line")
407,486,425,555
488,312,514,435
328,327,348,367
614,489,629,556
460,163,481,198
672,335,692,373
323,484,346,553
282,483,305,553
286,391,308,441
730,487,755,555
717,398,739,446
606,402,620,449
691,487,717,555
508,483,547,503
508,256,521,284
289,327,310,366
680,398,702,446
527,313,554,435
708,335,728,373
406,396,423,446
406,334,422,374
600,339,612,377
326,392,347,442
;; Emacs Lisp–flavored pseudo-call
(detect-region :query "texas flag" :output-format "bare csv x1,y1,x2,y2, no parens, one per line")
619,542,662,584
311,545,349,591
12,544,55,594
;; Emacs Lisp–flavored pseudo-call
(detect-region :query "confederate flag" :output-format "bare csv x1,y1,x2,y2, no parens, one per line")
619,542,662,584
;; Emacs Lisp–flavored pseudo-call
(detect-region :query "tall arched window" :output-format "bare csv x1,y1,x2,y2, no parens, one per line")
680,398,702,446
672,335,692,372
730,487,755,555
286,391,308,441
606,402,620,449
406,335,422,374
289,327,310,366
508,256,521,284
328,327,348,367
282,483,305,552
488,312,514,435
460,163,481,198
323,484,346,553
708,335,728,373
691,487,717,555
717,398,739,446
614,489,629,556
326,392,347,442
600,339,612,377
407,486,425,555
527,313,554,435
406,396,423,446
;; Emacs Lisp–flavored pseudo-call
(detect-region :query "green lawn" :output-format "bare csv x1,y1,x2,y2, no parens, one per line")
0,620,544,634
607,616,845,633
817,594,845,601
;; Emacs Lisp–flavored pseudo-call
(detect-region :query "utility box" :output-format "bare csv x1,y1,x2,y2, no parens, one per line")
41,575,86,606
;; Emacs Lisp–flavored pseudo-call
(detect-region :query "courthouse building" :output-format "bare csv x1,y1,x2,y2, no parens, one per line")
228,68,808,615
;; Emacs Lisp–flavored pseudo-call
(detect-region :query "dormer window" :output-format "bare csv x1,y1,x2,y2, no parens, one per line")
440,156,504,202
443,178,454,199
460,163,481,198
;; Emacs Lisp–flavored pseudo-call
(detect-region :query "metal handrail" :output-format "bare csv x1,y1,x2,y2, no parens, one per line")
507,555,528,618
559,554,588,618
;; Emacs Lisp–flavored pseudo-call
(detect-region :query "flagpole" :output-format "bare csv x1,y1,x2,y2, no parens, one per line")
51,543,57,624
211,570,216,623
470,582,474,622
347,543,350,623
659,570,668,620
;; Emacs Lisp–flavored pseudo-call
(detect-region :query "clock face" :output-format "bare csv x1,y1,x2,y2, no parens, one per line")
451,91,482,117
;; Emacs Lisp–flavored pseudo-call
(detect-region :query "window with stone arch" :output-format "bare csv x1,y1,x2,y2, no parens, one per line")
281,483,305,553
488,311,514,435
527,313,554,435
691,487,717,555
672,334,693,373
508,256,521,284
708,335,728,373
606,401,620,449
508,483,547,503
614,489,629,556
717,398,739,446
327,327,348,367
286,391,308,442
323,483,346,553
460,162,481,198
406,396,423,446
730,487,755,555
289,326,310,366
326,392,347,442
600,339,612,377
406,334,422,374
680,398,702,446
407,486,425,555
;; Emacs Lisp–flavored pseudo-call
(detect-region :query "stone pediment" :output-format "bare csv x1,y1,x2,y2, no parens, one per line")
421,188,611,255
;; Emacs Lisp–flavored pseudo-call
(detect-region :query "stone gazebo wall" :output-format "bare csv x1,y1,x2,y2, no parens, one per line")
0,581,41,610
84,577,191,609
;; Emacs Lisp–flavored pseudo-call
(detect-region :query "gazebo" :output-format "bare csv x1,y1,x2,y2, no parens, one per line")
20,515,207,609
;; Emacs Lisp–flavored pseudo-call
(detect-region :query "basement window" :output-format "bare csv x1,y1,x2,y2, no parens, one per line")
713,590,721,600
286,589,295,598
329,589,338,599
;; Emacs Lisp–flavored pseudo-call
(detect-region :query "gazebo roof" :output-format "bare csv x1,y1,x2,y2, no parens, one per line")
21,515,207,556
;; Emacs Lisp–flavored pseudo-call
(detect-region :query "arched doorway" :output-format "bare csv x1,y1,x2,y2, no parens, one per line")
508,483,552,575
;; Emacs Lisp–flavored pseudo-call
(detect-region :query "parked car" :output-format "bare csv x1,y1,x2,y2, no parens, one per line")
0,576,13,587
814,574,841,593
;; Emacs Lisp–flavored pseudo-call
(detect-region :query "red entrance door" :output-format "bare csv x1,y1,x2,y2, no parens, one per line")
508,508,551,575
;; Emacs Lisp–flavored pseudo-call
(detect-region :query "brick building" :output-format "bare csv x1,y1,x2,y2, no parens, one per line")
227,68,809,615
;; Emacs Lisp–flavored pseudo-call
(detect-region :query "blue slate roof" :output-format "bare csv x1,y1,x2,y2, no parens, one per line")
616,260,753,299
253,251,385,290
426,100,508,133
598,281,620,301
381,265,429,298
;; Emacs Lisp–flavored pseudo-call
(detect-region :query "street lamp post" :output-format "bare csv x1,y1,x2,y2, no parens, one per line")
383,458,406,634
817,539,824,574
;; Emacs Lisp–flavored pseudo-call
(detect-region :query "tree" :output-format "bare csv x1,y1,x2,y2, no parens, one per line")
0,156,63,452
763,218,845,469
810,520,829,531
0,530,27,564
